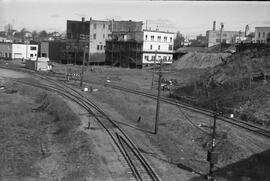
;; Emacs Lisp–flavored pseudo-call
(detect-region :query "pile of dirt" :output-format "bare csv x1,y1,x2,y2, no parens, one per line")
172,52,230,69
174,46,270,126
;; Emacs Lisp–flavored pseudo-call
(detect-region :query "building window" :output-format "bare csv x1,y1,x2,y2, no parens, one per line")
93,33,96,39
100,45,103,50
163,56,167,61
216,39,220,43
158,45,160,50
30,46,36,50
150,45,152,50
152,56,155,60
258,32,261,38
30,54,33,57
158,36,161,41
170,37,172,42
164,36,167,42
41,53,47,57
94,23,97,29
145,55,149,60
223,34,227,37
97,45,99,50
103,34,105,38
263,32,265,38
103,24,105,29
145,35,148,40
168,56,171,60
169,45,173,50
151,35,154,41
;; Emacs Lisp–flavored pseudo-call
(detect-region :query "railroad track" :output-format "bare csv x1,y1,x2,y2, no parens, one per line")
1,65,269,137
15,76,160,181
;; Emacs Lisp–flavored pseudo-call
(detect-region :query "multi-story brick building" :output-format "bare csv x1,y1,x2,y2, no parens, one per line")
66,18,143,64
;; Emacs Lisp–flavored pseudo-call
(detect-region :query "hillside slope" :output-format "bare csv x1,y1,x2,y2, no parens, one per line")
172,52,230,69
174,46,270,126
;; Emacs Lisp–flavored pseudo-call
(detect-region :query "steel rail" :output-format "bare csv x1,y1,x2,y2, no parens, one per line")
15,78,160,181
1,65,269,137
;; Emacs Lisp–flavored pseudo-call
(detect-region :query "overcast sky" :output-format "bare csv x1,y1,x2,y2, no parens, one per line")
0,0,270,37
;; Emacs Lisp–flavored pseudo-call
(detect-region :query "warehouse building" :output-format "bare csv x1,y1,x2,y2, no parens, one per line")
0,42,38,60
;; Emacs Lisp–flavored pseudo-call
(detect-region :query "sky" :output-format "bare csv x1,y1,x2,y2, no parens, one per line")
0,0,270,37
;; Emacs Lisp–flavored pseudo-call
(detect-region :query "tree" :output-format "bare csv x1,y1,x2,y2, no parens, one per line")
174,31,184,50
32,30,38,41
38,30,48,40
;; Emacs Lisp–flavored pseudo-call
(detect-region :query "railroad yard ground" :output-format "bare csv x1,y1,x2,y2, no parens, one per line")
0,61,270,181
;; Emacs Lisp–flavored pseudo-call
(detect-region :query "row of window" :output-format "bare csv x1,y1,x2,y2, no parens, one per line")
216,33,228,37
145,35,173,42
30,46,37,50
93,23,107,29
258,32,269,38
92,33,107,40
97,45,105,50
149,44,173,51
144,55,171,61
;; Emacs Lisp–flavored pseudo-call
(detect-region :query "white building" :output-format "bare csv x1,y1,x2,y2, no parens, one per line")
141,30,174,65
0,42,38,61
254,27,270,43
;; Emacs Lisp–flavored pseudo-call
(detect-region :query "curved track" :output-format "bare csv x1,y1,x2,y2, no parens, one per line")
15,76,160,181
1,65,269,138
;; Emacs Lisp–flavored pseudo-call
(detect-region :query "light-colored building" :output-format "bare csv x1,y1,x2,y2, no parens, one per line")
141,30,174,65
0,42,38,60
206,30,244,47
254,27,270,43
105,29,175,68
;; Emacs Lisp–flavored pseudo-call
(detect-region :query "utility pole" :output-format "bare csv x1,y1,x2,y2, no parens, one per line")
154,58,162,134
207,102,219,180
151,50,157,89
80,45,86,88
88,17,92,67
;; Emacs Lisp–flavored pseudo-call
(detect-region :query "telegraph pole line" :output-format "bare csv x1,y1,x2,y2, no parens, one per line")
154,58,162,134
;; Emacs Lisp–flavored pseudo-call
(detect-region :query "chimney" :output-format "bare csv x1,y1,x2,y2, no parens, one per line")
82,17,85,22
213,21,216,31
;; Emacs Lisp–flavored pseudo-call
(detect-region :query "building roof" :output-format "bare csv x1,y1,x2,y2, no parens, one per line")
143,29,175,34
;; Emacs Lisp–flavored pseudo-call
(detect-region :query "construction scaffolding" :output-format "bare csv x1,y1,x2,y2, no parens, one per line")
105,40,143,68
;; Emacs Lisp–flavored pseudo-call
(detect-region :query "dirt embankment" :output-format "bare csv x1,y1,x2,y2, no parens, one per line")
172,52,230,69
174,47,270,126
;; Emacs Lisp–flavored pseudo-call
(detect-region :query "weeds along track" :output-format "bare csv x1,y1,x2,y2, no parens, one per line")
1,65,269,137
105,84,270,138
15,76,160,181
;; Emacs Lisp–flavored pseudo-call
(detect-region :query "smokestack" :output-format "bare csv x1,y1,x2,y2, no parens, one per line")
82,17,85,22
213,21,216,31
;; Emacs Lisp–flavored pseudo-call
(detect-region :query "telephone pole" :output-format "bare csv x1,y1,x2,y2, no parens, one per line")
154,58,162,134
207,102,219,180
151,50,157,89
80,45,87,88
